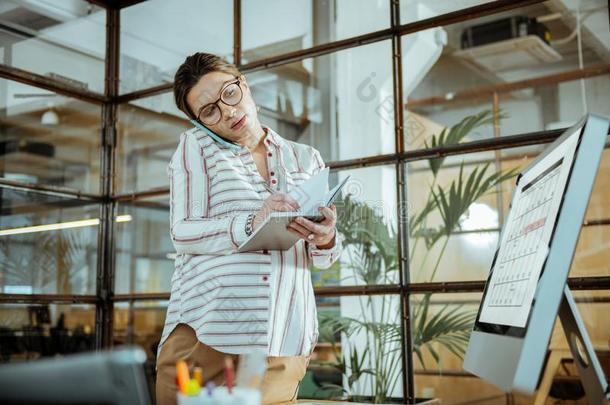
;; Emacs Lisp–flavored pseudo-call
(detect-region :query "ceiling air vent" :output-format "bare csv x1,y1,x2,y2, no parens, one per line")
454,16,562,72
454,35,562,72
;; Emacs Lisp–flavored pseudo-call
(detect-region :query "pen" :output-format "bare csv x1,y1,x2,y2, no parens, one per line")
224,356,234,394
175,360,190,394
193,367,203,386
206,381,215,396
262,180,275,194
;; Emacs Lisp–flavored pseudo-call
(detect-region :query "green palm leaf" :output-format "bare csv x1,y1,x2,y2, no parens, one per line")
425,110,503,175
412,295,477,369
432,162,517,239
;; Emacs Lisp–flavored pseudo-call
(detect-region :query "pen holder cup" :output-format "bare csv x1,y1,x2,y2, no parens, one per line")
177,386,261,405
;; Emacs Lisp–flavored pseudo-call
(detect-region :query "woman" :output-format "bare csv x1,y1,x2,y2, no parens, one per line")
155,52,343,405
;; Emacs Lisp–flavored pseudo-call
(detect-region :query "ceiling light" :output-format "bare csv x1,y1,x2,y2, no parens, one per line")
41,109,59,125
0,214,132,237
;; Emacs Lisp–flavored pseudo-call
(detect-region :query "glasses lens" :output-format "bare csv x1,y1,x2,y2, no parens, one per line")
221,82,242,105
199,104,221,125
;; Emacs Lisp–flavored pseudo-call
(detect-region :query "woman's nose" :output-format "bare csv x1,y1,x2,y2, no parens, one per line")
219,104,237,121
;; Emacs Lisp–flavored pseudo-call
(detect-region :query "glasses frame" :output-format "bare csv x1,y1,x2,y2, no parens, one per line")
195,76,243,126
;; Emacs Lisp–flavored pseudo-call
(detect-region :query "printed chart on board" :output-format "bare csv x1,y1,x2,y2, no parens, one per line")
479,129,581,328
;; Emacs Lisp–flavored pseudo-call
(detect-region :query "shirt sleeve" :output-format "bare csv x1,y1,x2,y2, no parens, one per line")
306,148,344,269
168,132,252,256
308,231,344,269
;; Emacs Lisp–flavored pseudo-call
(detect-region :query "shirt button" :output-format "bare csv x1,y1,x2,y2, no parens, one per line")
263,249,269,254
270,171,275,176
262,275,268,281
267,152,272,157
271,179,277,184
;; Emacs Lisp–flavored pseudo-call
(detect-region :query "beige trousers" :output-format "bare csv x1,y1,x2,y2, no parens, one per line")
155,323,309,405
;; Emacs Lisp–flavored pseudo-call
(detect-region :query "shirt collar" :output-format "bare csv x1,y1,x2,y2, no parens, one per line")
262,125,281,148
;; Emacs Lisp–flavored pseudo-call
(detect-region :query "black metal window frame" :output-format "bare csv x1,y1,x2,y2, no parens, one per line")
0,0,609,403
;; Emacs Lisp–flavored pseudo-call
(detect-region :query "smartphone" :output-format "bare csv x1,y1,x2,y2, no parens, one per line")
190,119,242,150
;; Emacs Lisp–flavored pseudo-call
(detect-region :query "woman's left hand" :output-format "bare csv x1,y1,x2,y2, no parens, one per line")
287,204,337,248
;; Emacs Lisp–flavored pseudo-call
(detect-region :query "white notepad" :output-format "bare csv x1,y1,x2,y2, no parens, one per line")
237,169,350,252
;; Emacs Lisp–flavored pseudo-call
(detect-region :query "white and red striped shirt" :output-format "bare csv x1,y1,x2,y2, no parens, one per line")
157,125,343,361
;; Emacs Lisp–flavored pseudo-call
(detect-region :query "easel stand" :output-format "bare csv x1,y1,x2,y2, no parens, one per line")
559,286,609,404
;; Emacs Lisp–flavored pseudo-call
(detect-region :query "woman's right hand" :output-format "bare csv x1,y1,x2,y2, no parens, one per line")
253,193,300,231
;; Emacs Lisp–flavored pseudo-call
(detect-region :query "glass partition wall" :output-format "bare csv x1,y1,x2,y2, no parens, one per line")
1,1,609,404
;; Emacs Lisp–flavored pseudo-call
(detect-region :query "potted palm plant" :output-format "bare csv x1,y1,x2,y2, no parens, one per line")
312,110,517,403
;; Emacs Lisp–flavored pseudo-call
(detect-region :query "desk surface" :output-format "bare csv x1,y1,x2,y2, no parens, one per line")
297,399,440,405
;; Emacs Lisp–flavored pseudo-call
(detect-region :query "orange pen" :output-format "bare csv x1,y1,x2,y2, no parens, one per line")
175,360,190,394
192,367,203,387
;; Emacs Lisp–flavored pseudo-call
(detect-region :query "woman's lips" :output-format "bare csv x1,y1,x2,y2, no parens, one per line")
231,115,247,130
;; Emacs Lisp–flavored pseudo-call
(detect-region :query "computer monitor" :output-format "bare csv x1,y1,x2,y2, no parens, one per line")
0,345,151,405
464,114,610,403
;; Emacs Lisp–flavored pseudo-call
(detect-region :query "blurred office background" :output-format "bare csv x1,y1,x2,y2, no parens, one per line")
0,0,609,403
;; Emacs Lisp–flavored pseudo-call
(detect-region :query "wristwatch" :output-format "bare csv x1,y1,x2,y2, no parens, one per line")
245,213,256,236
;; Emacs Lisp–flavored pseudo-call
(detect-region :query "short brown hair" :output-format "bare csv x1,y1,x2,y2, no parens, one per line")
173,52,242,120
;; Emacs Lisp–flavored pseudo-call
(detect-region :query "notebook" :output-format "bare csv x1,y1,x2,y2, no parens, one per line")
237,169,350,252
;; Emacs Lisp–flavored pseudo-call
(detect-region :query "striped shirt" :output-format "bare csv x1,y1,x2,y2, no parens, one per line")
157,125,343,362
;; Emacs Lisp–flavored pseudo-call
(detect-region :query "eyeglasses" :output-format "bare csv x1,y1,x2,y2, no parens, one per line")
195,77,243,126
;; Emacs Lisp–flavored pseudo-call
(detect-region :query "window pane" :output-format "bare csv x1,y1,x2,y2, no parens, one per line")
401,0,495,24
0,188,99,295
0,79,102,193
567,291,610,358
493,76,610,137
0,303,95,362
248,40,395,163
120,0,234,94
312,295,403,401
117,92,189,194
115,196,173,295
322,165,398,286
410,292,512,403
113,300,165,400
572,226,610,278
113,300,166,354
241,0,390,63
407,150,515,282
0,1,106,93
403,1,610,150
544,290,610,393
